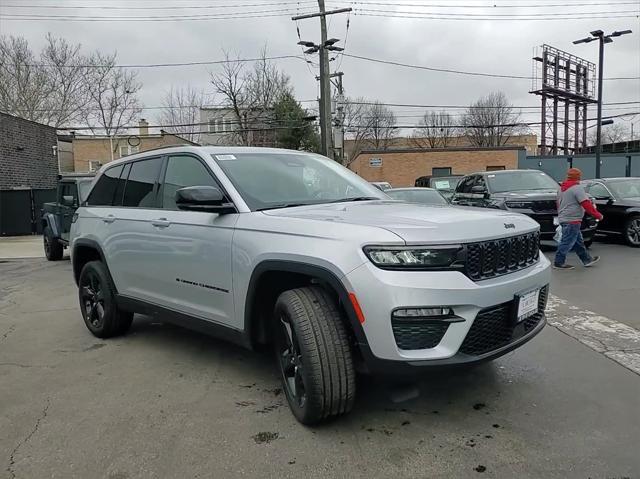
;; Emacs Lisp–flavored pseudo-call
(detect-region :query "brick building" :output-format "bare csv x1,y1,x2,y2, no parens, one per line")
344,133,537,163
350,146,526,187
0,112,59,190
71,120,197,172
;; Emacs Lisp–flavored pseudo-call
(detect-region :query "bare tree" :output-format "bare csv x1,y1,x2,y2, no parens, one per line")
82,51,142,137
343,97,372,166
462,92,522,147
158,85,206,143
40,33,90,127
210,47,291,145
368,102,397,150
343,99,398,165
0,35,54,124
411,110,456,148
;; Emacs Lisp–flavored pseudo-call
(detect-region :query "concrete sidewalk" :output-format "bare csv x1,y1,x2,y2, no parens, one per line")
0,235,46,259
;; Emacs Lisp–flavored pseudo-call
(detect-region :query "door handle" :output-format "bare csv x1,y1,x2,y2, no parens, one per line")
102,214,116,224
151,218,171,228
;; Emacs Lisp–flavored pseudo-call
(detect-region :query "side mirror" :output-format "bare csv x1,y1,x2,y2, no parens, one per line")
62,195,75,207
175,186,235,214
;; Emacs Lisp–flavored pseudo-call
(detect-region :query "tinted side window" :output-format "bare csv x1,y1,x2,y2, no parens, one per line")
122,158,162,208
160,155,218,209
87,165,123,206
456,177,474,194
112,163,131,207
587,183,610,198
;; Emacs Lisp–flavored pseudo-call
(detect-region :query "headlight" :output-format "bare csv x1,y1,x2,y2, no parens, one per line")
506,201,534,209
363,245,463,270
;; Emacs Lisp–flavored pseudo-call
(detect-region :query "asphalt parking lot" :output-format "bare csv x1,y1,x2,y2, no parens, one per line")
1,239,639,479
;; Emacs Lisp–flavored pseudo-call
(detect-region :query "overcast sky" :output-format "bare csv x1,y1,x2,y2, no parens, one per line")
1,0,639,135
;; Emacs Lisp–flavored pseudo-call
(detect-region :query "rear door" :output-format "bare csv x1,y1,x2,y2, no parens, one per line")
104,157,165,302
150,153,238,327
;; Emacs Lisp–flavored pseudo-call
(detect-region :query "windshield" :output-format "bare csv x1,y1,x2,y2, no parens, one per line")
487,171,559,193
386,189,448,205
78,180,93,202
608,179,640,200
431,178,461,191
211,152,386,211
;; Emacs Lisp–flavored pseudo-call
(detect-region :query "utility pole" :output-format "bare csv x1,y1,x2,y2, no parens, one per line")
574,29,632,178
292,5,351,159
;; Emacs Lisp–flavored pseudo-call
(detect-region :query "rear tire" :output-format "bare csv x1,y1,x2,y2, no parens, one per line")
78,260,133,338
624,216,640,247
273,286,356,425
43,227,63,261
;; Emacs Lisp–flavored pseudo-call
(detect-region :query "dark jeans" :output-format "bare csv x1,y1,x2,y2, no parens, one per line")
554,222,592,266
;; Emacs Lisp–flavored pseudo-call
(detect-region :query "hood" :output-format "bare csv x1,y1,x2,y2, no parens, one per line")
262,201,539,244
492,189,559,200
560,180,580,192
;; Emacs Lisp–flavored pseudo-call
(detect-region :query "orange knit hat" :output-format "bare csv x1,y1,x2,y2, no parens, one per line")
567,168,582,181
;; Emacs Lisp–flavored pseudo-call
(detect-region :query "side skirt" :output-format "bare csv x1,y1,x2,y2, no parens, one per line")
116,294,251,349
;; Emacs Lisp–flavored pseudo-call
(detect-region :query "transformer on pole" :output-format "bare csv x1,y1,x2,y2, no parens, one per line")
530,45,597,156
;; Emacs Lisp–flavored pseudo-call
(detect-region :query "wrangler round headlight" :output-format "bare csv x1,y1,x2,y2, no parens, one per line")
363,245,462,270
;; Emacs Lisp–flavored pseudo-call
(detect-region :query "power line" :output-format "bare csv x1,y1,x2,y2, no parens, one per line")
354,11,639,21
0,1,317,9
333,1,640,8
353,7,640,16
342,53,640,80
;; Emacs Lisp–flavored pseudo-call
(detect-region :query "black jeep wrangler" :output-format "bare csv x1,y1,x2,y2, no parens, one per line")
41,174,94,261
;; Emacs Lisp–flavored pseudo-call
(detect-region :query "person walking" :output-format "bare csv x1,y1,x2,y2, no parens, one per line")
554,168,603,270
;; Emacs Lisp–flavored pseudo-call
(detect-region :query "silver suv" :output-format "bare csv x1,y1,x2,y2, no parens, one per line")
70,146,551,424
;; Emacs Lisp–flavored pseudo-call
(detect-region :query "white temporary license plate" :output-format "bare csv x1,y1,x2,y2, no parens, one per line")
517,289,540,322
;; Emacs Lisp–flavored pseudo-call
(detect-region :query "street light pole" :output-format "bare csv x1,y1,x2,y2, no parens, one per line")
595,34,605,179
573,29,632,178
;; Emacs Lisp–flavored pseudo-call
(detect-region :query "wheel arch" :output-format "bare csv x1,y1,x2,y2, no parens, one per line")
42,213,60,238
244,260,367,352
72,239,111,287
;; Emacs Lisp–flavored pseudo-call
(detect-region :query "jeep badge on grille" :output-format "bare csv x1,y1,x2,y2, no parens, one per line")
504,223,516,229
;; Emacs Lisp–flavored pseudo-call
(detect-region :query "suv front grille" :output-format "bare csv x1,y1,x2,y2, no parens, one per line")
392,322,449,350
465,231,540,281
459,286,548,356
531,200,557,212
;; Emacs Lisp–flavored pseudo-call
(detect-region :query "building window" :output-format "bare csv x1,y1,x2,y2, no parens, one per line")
486,165,506,171
88,160,102,172
432,167,452,177
119,145,139,158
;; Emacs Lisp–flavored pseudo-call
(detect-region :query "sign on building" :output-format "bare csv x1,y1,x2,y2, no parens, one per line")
369,158,382,167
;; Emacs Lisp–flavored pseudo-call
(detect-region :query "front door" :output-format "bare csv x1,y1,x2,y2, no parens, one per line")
58,182,79,241
149,153,238,327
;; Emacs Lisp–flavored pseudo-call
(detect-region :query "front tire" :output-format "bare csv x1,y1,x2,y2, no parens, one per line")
274,286,356,425
78,261,133,338
624,216,640,247
43,227,63,261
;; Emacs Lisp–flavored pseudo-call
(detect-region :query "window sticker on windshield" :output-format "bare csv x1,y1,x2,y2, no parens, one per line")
216,154,236,161
488,174,496,178
434,180,450,189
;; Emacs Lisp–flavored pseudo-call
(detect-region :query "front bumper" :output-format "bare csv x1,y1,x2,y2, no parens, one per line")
342,253,551,373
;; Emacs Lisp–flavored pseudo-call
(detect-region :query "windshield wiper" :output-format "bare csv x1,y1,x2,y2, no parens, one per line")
256,203,310,211
326,196,380,204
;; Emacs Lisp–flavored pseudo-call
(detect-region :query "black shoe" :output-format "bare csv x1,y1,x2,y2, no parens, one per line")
553,263,575,270
583,256,600,267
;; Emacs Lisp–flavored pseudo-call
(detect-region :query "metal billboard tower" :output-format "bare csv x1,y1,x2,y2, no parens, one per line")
530,45,597,156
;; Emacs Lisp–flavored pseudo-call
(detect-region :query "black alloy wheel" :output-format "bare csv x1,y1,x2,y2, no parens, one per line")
80,269,106,330
276,313,307,409
625,217,640,247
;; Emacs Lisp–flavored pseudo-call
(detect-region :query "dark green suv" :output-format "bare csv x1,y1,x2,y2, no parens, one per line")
41,174,94,260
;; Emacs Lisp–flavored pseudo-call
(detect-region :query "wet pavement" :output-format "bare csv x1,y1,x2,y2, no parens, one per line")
1,258,639,479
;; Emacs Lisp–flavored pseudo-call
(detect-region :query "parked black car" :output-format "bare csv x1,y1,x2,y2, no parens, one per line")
386,187,449,205
41,174,94,260
451,169,597,245
415,175,463,200
582,177,640,247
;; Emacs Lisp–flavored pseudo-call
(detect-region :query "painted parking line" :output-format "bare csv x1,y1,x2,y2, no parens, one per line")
547,295,640,375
